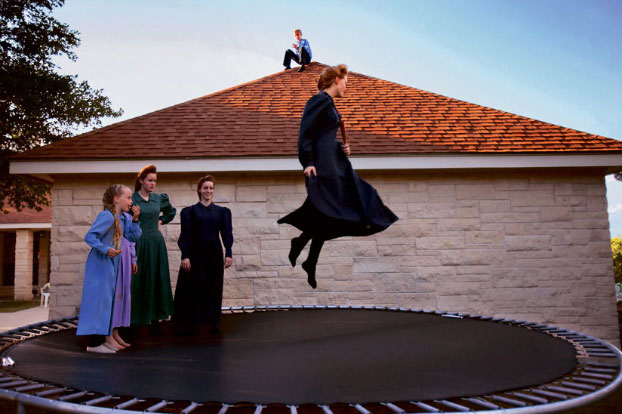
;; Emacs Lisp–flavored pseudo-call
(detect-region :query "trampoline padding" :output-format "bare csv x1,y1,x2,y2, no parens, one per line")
5,309,577,404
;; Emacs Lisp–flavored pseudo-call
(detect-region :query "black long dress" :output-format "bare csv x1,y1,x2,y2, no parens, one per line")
173,202,233,325
278,91,398,240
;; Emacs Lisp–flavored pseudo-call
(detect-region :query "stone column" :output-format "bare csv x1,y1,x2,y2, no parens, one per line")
14,229,34,301
38,231,50,287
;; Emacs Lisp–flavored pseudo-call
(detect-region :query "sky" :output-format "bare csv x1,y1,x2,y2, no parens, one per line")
51,0,622,234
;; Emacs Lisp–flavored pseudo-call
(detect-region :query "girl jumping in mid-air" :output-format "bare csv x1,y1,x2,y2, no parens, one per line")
76,184,141,353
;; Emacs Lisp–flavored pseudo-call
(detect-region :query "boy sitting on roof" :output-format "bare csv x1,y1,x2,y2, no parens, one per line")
283,28,312,72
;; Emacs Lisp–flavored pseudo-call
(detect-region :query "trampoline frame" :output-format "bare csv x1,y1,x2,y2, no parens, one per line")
0,305,621,414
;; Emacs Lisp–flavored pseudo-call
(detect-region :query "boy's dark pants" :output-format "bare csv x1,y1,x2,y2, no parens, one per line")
283,48,310,68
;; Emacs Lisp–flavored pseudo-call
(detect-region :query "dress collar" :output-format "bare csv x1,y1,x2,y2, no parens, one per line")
133,191,156,203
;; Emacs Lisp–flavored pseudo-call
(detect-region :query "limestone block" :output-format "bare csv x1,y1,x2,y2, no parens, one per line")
353,258,398,273
408,203,455,219
396,255,442,271
456,184,497,200
437,295,469,311
235,219,279,235
50,306,78,319
416,237,464,250
332,264,353,281
377,244,415,256
590,242,613,259
481,212,539,224
510,190,555,207
437,218,480,232
551,230,591,246
590,229,611,242
555,195,586,207
465,231,503,246
586,183,606,196
55,206,93,226
261,239,290,250
254,288,293,304
325,240,378,258
72,187,105,204
57,226,90,243
266,193,306,213
267,185,298,194
398,293,437,309
237,186,267,202
439,250,491,266
229,202,268,218
540,207,572,222
372,273,418,293
504,235,551,252
223,279,253,299
232,236,261,255
235,255,261,271
408,182,428,193
493,178,528,191
386,221,437,237
57,189,73,205
428,184,456,201
213,184,236,203
587,196,607,212
554,184,574,196
260,250,290,266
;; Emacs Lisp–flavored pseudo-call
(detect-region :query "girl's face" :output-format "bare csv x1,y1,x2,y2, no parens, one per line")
335,75,348,97
115,188,133,212
140,173,157,193
199,180,214,203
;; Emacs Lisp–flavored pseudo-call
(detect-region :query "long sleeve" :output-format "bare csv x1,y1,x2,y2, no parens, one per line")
84,211,114,255
177,207,193,260
121,212,142,243
220,207,234,258
159,193,177,224
129,241,137,265
298,94,330,169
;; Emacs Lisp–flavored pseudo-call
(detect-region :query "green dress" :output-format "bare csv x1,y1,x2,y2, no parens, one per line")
131,192,177,325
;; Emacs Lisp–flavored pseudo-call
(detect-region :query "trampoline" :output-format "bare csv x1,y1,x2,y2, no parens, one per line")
0,306,621,414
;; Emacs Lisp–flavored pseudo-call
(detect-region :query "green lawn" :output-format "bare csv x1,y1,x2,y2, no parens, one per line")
0,301,40,313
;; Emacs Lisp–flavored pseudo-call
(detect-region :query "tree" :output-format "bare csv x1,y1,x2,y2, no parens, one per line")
611,237,622,285
0,0,122,212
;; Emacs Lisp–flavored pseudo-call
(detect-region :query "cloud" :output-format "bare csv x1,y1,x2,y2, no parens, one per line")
608,203,622,214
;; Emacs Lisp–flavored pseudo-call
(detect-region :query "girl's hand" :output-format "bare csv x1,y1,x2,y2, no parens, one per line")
224,257,233,269
342,143,351,156
131,264,138,274
107,248,122,258
304,166,316,177
131,205,140,221
181,258,191,271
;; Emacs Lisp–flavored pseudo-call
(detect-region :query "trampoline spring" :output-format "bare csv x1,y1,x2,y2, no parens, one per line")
0,376,17,383
545,385,584,396
489,395,527,407
339,305,351,310
409,401,440,413
182,402,202,414
434,400,469,412
318,404,332,414
288,404,298,414
351,403,370,414
146,400,171,412
560,381,597,391
461,397,499,410
570,376,606,385
254,405,266,414
530,389,568,400
84,395,116,406
584,366,617,374
510,392,547,404
217,403,231,414
57,390,89,401
14,383,46,393
35,387,67,397
580,371,613,380
586,360,618,368
114,398,142,409
0,380,30,388
441,314,462,319
380,402,404,413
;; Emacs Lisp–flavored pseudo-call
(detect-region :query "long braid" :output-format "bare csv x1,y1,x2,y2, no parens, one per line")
102,184,128,250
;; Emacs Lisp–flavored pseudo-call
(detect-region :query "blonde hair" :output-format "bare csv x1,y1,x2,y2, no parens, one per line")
318,64,348,91
293,28,302,35
102,184,130,249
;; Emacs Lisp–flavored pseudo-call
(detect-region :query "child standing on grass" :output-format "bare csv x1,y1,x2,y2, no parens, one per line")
76,184,141,354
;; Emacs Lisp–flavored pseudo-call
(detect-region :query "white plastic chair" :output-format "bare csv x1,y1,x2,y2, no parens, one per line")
616,283,622,303
40,283,50,308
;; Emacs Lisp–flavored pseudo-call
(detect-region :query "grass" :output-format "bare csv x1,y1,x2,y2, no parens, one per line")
0,300,40,313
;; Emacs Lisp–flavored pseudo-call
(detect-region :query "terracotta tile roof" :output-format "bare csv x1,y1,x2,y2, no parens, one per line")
0,202,51,225
13,62,622,160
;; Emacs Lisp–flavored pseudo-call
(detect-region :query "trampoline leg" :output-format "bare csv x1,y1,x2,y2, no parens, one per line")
17,401,26,414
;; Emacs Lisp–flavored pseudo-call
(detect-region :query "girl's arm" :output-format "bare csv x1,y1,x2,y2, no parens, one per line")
159,194,177,224
220,207,234,258
177,207,192,260
122,212,142,243
130,241,137,265
84,211,115,255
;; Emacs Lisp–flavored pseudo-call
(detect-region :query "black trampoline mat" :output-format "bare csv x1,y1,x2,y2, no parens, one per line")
5,310,577,404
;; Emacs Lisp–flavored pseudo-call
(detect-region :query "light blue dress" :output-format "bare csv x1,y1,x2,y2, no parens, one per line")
76,210,142,336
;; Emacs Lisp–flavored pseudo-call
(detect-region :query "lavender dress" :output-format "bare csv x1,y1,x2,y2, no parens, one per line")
111,234,137,328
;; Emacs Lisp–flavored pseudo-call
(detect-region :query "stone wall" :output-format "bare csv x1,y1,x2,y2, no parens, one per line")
48,169,620,346
14,229,34,301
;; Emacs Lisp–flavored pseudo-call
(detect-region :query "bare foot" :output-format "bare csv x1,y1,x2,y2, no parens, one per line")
112,330,130,347
87,344,116,354
105,336,125,350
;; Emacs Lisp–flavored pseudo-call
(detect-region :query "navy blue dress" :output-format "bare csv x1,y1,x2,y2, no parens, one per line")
173,202,233,325
278,92,398,240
